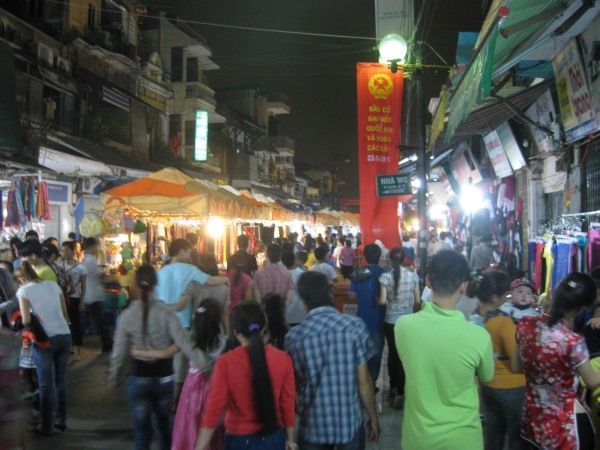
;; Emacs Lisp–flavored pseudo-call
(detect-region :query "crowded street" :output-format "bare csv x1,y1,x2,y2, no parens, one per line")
2,0,600,450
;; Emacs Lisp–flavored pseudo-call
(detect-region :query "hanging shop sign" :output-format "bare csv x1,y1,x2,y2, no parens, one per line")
46,181,72,205
580,13,600,131
374,0,414,40
496,122,526,172
194,109,208,162
525,89,558,153
451,142,483,184
376,174,411,197
483,129,513,178
552,38,598,143
356,63,403,248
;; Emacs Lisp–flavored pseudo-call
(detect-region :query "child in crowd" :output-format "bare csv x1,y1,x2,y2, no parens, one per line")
133,298,227,450
500,278,538,321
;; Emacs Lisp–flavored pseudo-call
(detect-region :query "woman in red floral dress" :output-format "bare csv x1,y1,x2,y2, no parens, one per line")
514,273,600,449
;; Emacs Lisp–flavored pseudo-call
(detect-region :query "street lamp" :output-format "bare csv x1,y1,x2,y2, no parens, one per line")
378,34,408,73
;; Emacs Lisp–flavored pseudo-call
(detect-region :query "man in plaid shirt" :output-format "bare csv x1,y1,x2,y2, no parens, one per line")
286,271,379,449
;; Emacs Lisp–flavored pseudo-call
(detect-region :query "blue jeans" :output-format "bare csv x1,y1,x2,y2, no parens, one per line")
224,428,285,450
32,334,72,432
299,425,365,450
127,376,173,450
367,331,384,384
481,385,526,450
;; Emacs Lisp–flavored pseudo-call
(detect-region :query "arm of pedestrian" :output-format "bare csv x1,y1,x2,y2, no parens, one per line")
170,293,192,311
477,338,495,383
379,286,387,306
206,276,229,286
131,344,180,360
357,363,380,441
577,360,600,392
195,427,216,450
253,286,261,302
18,297,32,326
108,317,128,389
511,344,523,374
59,293,69,323
244,283,255,301
413,284,421,312
286,289,294,306
79,275,87,312
587,317,600,330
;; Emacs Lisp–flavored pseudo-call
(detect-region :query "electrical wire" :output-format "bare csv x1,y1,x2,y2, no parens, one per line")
43,0,377,41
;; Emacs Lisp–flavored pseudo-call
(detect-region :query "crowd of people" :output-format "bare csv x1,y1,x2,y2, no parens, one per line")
3,228,600,450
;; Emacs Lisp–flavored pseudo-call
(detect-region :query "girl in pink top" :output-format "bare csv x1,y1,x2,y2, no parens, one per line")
227,261,254,311
338,239,356,279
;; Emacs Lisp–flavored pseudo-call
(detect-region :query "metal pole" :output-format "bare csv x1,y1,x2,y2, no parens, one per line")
415,67,428,276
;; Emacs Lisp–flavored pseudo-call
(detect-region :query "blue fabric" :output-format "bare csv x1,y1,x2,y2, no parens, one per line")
350,265,386,333
127,376,173,450
224,428,285,450
552,243,571,292
528,242,537,285
367,331,384,383
32,334,71,431
285,307,376,445
155,262,209,328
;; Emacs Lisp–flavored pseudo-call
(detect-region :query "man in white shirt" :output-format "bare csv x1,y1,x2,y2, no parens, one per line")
310,245,338,285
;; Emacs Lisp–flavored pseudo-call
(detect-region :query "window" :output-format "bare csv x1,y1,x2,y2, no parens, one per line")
171,47,183,82
186,57,198,82
88,4,96,30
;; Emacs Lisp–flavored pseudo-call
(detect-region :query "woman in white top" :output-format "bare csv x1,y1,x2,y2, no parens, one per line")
379,247,420,408
60,241,88,362
17,261,71,435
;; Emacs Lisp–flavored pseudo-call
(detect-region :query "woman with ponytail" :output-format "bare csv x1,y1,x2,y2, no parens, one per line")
17,259,71,435
109,264,188,450
514,273,600,449
196,301,296,450
378,246,420,408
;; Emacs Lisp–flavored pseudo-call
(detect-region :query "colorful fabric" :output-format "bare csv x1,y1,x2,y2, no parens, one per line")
517,314,589,449
285,306,376,444
172,369,223,450
253,263,294,299
395,301,494,450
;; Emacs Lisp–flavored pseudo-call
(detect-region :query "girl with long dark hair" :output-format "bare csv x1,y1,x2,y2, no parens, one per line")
109,264,188,450
17,260,71,435
261,293,288,349
196,301,296,450
227,260,254,311
468,271,526,450
133,298,227,450
514,273,600,450
379,247,420,408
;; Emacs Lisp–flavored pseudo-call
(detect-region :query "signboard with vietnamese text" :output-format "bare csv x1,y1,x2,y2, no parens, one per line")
376,174,410,197
496,122,526,172
46,180,72,205
553,39,598,143
194,109,208,162
580,13,600,131
483,129,513,178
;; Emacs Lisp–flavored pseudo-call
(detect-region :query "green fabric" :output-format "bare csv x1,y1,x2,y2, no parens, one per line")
395,301,494,450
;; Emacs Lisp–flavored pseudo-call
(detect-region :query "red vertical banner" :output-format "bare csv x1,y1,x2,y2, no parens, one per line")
357,63,403,248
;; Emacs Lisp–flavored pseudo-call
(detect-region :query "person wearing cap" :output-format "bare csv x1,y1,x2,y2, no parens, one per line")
499,278,538,322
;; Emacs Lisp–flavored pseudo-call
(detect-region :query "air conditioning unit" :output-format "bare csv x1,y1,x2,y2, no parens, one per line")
36,43,54,67
54,56,71,74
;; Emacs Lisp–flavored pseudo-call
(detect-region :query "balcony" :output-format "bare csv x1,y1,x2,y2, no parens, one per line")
267,91,291,115
185,83,216,107
271,135,295,152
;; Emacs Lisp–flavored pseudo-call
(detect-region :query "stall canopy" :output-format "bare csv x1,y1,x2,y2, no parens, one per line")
102,167,209,217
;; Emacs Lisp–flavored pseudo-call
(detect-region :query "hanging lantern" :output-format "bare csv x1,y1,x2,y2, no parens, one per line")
79,215,104,237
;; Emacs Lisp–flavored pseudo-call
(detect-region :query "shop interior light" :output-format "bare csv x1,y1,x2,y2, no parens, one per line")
460,185,484,214
411,178,422,190
429,204,448,221
207,216,224,239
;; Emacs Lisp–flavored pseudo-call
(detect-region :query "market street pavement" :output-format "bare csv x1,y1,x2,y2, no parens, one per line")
29,337,403,450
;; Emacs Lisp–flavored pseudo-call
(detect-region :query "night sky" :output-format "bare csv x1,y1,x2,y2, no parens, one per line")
153,0,486,197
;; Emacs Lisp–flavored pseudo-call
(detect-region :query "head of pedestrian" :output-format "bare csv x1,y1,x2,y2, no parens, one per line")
186,232,198,246
548,272,596,327
427,250,470,302
467,270,510,307
338,237,345,246
68,232,77,241
344,239,352,248
18,240,44,265
194,298,223,352
136,264,158,338
230,301,279,434
295,251,308,268
42,243,60,262
314,245,329,262
61,241,77,262
364,243,382,266
237,234,250,252
266,244,281,264
509,278,536,308
83,237,98,255
589,266,600,304
281,250,295,270
25,229,39,241
169,238,192,262
389,247,406,291
297,271,333,311
199,253,219,275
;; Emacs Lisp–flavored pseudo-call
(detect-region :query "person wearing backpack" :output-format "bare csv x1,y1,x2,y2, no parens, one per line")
60,241,87,363
351,243,386,385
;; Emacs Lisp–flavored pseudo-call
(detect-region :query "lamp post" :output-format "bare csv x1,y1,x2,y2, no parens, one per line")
379,35,428,276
